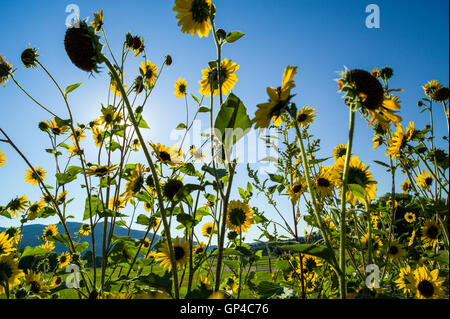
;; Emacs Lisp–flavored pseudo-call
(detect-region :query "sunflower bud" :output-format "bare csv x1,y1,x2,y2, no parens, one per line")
64,20,103,73
379,67,394,81
216,28,226,42
133,75,145,94
163,179,183,201
417,101,424,107
165,54,172,66
38,121,49,131
227,231,238,241
135,105,144,114
146,174,155,188
0,55,12,85
21,48,39,68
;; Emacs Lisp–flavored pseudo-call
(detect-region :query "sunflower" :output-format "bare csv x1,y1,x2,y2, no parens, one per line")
394,265,415,294
150,143,183,166
412,266,445,299
155,237,189,272
27,200,45,220
252,66,297,128
110,71,127,97
286,177,306,203
386,240,405,261
199,59,239,97
386,199,398,208
57,190,69,204
332,144,347,160
43,119,69,135
422,80,443,98
0,232,15,255
50,275,63,288
360,233,383,253
92,127,105,147
70,128,86,142
314,165,334,198
78,224,91,236
400,178,411,194
295,106,317,127
372,134,382,150
148,216,160,230
7,195,29,218
415,170,433,189
24,166,47,186
386,122,414,158
302,255,322,273
143,201,153,213
40,241,55,251
0,55,12,86
332,156,377,205
193,242,206,255
85,164,118,177
404,212,416,223
173,0,213,38
0,255,24,295
123,163,145,200
139,60,158,88
174,78,187,98
90,9,104,32
24,270,50,298
198,274,210,288
432,86,449,102
0,150,6,166
42,224,58,240
226,200,254,233
131,138,141,151
224,276,239,294
420,219,441,248
163,179,184,201
67,144,82,157
100,105,122,128
57,252,71,268
202,222,217,237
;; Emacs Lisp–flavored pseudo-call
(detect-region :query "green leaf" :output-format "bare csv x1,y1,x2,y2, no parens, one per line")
373,160,390,168
214,93,251,149
176,213,197,228
21,246,51,257
135,114,150,129
173,184,204,203
176,123,187,130
55,166,83,185
279,244,335,262
64,82,82,96
191,94,201,105
75,242,89,253
268,174,284,183
136,214,151,226
348,183,367,199
256,281,284,298
83,195,104,220
201,164,227,179
198,106,210,112
179,163,200,177
225,31,245,43
128,273,172,293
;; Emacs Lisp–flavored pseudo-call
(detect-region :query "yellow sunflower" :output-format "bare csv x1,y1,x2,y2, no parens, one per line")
400,178,411,194
412,266,445,299
404,212,416,223
224,276,239,294
110,71,127,97
92,127,105,147
50,275,63,288
314,165,334,198
386,240,405,261
386,121,414,158
150,143,183,166
294,106,317,127
332,144,347,160
193,242,206,255
66,144,82,157
131,138,141,151
43,119,69,135
202,222,217,237
70,128,86,142
372,134,382,150
408,230,416,247
43,224,58,239
415,170,433,189
0,254,24,295
0,55,13,86
90,9,104,32
302,255,322,272
252,66,297,128
394,265,415,294
85,164,119,177
0,232,16,255
331,156,377,205
57,252,71,268
7,195,29,218
57,190,69,204
199,58,239,97
24,270,50,298
123,163,145,200
190,146,206,161
226,200,254,233
27,200,45,220
173,0,212,38
78,224,91,236
286,177,307,203
420,219,441,248
155,237,189,272
174,78,187,98
0,149,6,166
100,105,122,128
140,60,158,87
24,166,47,186
360,233,383,253
40,241,55,251
422,80,443,98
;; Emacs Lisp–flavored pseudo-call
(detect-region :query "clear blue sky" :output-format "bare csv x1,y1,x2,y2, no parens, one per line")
0,0,448,242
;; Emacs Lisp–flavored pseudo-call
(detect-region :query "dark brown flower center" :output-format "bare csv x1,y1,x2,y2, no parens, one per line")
30,281,41,294
425,177,433,186
388,245,399,255
191,0,210,23
292,184,303,193
426,226,439,239
159,151,172,162
317,178,330,187
174,246,185,260
297,113,308,123
229,208,246,227
417,280,434,298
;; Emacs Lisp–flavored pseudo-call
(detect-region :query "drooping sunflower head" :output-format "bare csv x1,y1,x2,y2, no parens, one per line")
415,170,433,189
7,195,29,218
199,58,239,97
125,33,145,57
150,143,182,166
413,266,444,299
21,47,39,68
44,119,69,135
420,219,441,249
332,144,347,160
0,55,12,86
140,60,158,87
226,200,254,233
345,69,384,111
331,156,377,205
0,232,16,255
0,254,24,295
85,164,118,177
202,222,217,237
174,77,187,98
57,190,69,204
173,0,213,38
24,166,47,186
432,86,449,102
27,201,45,220
155,237,189,272
64,19,103,73
422,80,443,98
163,179,184,201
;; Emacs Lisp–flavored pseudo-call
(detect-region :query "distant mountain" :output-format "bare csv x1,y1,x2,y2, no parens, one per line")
0,222,158,256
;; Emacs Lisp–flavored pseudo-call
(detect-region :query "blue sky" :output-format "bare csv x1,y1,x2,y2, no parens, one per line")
0,0,448,242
